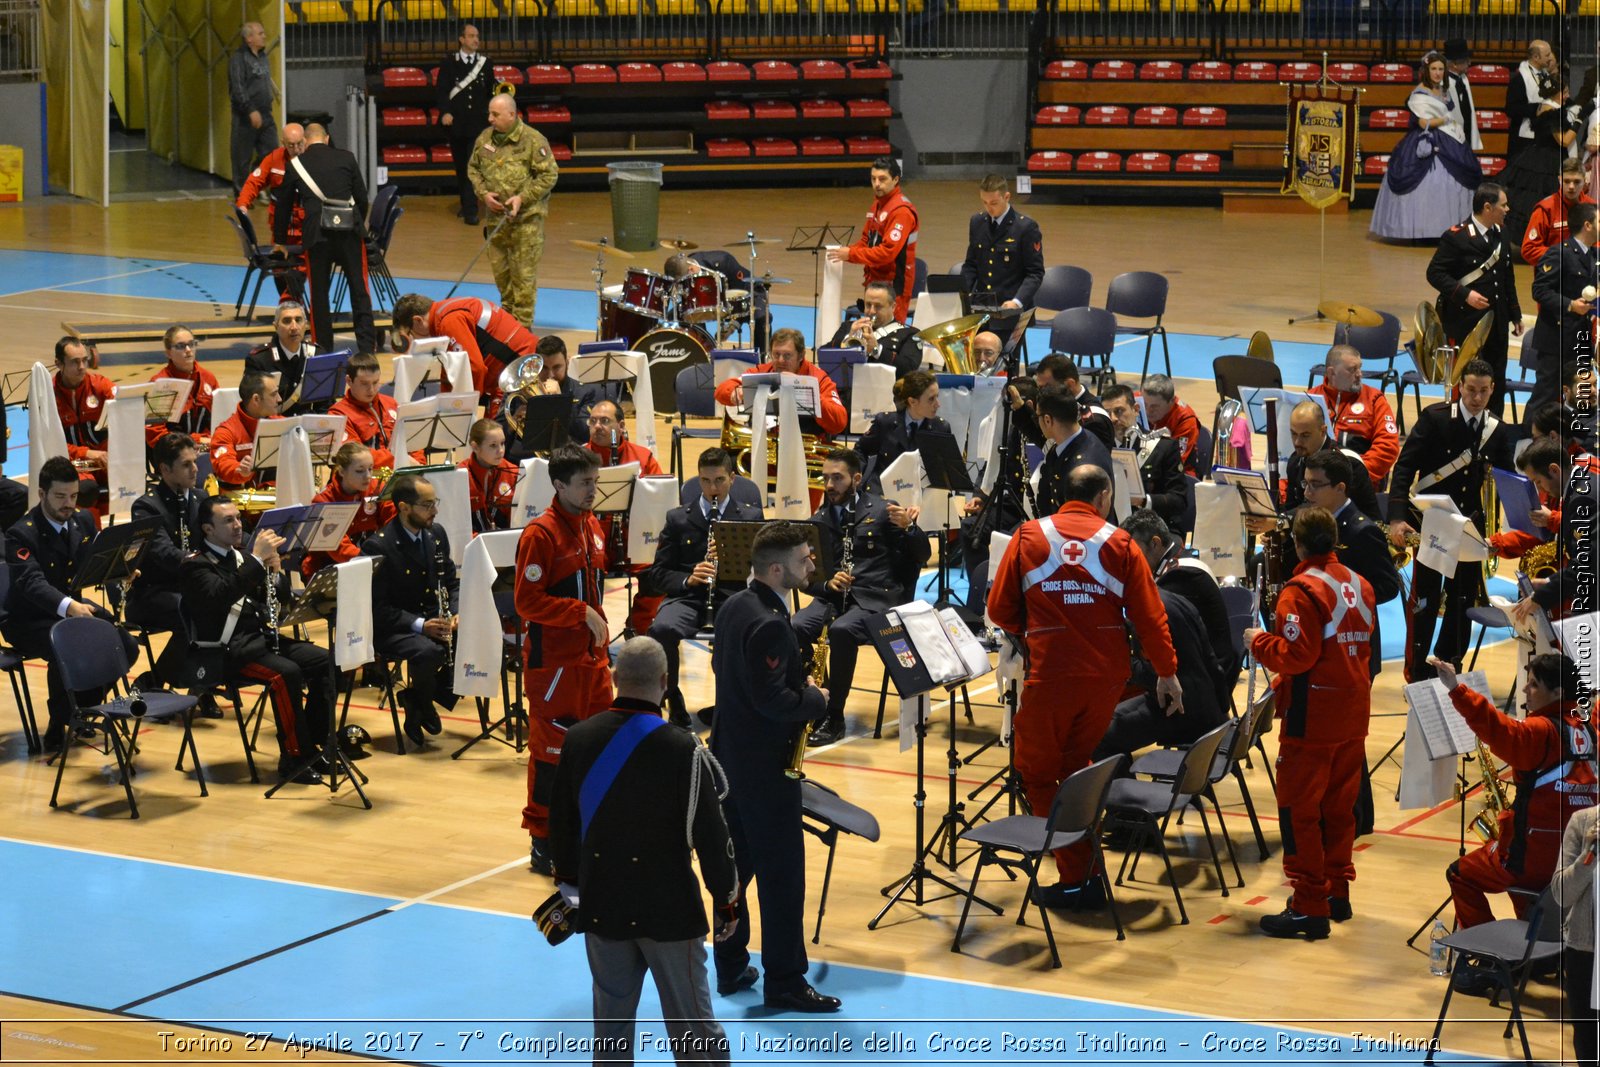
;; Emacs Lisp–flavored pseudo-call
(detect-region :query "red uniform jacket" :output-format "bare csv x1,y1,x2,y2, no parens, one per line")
712,360,849,437
1308,382,1401,482
515,500,610,670
988,501,1177,684
585,438,663,558
463,455,520,532
330,391,423,470
846,187,919,320
147,362,220,447
1250,553,1375,743
236,145,305,243
1521,191,1597,266
1450,686,1599,871
54,371,117,458
428,296,540,393
1490,450,1600,559
210,409,280,489
1148,399,1201,474
301,475,394,578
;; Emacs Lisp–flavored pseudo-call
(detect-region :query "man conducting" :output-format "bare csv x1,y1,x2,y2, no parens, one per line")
469,93,560,328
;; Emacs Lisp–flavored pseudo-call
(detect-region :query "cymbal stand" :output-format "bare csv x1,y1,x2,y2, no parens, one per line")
590,239,612,337
739,231,760,352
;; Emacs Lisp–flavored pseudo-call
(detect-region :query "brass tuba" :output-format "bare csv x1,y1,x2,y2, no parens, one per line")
1414,301,1454,384
916,313,991,375
497,353,547,437
719,418,827,489
1519,539,1561,580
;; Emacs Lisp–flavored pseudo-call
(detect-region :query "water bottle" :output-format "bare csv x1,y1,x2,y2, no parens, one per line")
1428,919,1451,976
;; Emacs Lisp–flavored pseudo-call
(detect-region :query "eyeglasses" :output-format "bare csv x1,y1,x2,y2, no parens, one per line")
1301,479,1332,491
409,499,439,512
171,341,198,350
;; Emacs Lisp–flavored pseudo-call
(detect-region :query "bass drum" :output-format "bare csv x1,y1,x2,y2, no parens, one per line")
635,325,712,414
599,285,656,347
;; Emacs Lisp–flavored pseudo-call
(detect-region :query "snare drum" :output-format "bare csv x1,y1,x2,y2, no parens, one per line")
677,271,724,323
619,268,670,318
635,325,713,413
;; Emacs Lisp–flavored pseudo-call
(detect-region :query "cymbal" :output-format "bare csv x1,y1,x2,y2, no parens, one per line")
725,236,784,246
660,237,699,251
572,238,635,258
1318,300,1384,328
756,274,793,286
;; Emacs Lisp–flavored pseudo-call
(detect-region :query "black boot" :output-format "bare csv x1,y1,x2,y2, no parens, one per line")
1259,906,1330,940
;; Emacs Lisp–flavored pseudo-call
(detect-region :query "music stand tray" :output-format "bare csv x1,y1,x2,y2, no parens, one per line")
298,351,353,411
400,394,477,456
72,516,162,594
99,380,191,429
592,465,638,517
788,224,854,254
918,430,975,497
515,393,576,455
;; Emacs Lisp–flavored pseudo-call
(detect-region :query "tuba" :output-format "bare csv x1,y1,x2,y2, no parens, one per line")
916,313,991,375
1414,301,1454,384
1212,397,1244,470
719,418,827,489
497,353,547,438
1518,539,1560,580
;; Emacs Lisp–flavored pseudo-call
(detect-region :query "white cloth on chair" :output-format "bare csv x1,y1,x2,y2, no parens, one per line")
28,362,68,507
334,556,375,670
432,466,471,568
104,397,145,519
849,363,895,434
453,529,521,698
512,456,553,527
210,387,240,431
627,476,678,565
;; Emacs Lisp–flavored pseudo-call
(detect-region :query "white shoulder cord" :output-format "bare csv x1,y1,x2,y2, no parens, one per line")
685,738,730,849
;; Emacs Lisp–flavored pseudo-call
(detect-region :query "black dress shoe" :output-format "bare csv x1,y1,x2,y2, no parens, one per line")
807,720,844,747
764,985,841,1013
666,690,691,729
529,835,553,875
277,762,325,786
1328,897,1352,923
717,966,759,995
1451,962,1504,997
1030,880,1107,912
1259,906,1330,940
402,715,426,747
463,213,479,226
195,694,225,719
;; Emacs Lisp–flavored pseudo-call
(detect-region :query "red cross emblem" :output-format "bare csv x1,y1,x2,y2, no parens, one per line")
1340,582,1357,608
1061,540,1086,565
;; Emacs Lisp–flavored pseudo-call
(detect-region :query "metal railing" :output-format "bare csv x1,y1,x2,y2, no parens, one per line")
0,0,41,82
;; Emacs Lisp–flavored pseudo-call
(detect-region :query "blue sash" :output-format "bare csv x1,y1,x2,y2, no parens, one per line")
578,714,666,841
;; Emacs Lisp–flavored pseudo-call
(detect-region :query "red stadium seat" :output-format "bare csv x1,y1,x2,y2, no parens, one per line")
1084,105,1129,126
618,62,662,82
1175,152,1220,173
705,101,751,120
428,67,441,85
1028,150,1074,171
1126,151,1172,172
801,59,847,79
662,61,707,81
1478,156,1506,175
1369,62,1413,83
550,143,573,161
1091,60,1136,80
1140,60,1183,81
1233,61,1277,81
429,145,454,163
381,107,428,127
1363,155,1390,175
493,64,526,85
382,67,428,88
846,98,892,118
752,100,797,119
1035,105,1081,125
428,108,440,124
846,135,893,155
752,136,798,157
846,60,893,79
1468,64,1510,84
1326,62,1368,82
1476,109,1510,130
525,104,572,124
572,64,616,83
706,61,751,81
382,145,426,165
801,99,846,119
1134,105,1178,126
1369,108,1411,130
1077,151,1122,172
1045,59,1089,80
1181,106,1227,126
525,64,572,84
799,135,845,155
1188,60,1232,81
705,137,751,158
753,60,800,80
1279,62,1322,82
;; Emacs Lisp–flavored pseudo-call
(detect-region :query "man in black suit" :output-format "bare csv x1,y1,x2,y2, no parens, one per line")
1102,384,1187,531
1034,354,1114,448
127,432,202,683
435,23,493,226
1386,359,1514,680
709,521,837,1014
180,496,333,782
644,448,764,728
361,472,459,747
1281,401,1383,519
1033,385,1114,519
272,123,375,354
1301,450,1402,678
827,281,921,378
960,173,1045,311
3,457,137,750
1529,201,1598,423
1119,509,1232,672
1505,40,1558,162
1427,183,1523,417
1444,38,1482,152
796,448,930,745
245,299,317,411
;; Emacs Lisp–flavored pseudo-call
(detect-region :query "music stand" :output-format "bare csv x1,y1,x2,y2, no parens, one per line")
593,463,638,586
98,380,190,429
572,350,640,403
72,516,162,596
295,414,346,467
297,351,352,413
250,417,300,474
250,501,359,572
790,224,854,335
916,430,974,608
263,563,372,808
399,394,476,459
515,394,575,456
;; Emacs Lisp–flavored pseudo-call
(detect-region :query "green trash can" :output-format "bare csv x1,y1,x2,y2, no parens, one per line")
608,161,663,252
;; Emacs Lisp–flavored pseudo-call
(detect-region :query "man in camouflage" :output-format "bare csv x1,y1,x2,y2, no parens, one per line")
468,93,559,328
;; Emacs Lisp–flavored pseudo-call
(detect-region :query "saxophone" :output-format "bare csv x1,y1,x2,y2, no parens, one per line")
787,632,825,781
1469,738,1511,842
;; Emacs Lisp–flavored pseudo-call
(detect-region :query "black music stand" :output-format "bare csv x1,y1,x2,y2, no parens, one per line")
250,501,359,575
592,466,639,625
789,225,855,331
264,563,372,807
73,516,162,598
916,429,974,608
864,607,1001,929
98,380,189,430
402,395,476,460
514,394,575,456
452,568,529,759
297,351,352,413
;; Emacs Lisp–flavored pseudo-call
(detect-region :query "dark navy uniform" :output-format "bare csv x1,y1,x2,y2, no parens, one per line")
709,580,827,1000
1426,217,1521,416
180,543,331,770
1284,440,1383,520
960,208,1045,308
361,518,459,734
1035,425,1114,519
245,336,318,410
825,317,922,378
127,482,200,639
1386,401,1514,678
435,49,494,222
1332,499,1403,678
854,411,953,492
3,505,135,745
1123,431,1188,531
273,140,375,353
1529,235,1599,421
642,492,764,722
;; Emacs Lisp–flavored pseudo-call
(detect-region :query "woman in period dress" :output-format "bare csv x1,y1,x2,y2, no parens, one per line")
1370,53,1483,241
1501,76,1578,249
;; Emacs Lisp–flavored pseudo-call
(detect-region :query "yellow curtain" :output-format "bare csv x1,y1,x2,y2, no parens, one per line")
42,0,108,204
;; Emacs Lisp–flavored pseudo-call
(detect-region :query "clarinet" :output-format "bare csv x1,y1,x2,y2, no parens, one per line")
608,428,628,568
1016,426,1039,519
264,569,281,654
703,494,720,628
434,537,455,669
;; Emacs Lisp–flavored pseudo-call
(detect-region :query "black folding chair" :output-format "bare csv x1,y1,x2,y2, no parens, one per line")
800,779,881,943
1031,265,1093,322
1105,270,1171,383
0,562,42,753
228,208,303,322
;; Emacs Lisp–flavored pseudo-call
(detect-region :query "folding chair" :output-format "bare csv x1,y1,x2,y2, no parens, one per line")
1048,307,1117,393
1105,271,1172,383
800,779,880,943
173,600,264,785
1130,700,1269,863
669,363,721,481
953,754,1127,966
228,208,304,322
0,563,42,753
1030,265,1093,322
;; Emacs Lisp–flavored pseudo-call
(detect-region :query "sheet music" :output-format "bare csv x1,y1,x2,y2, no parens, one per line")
97,379,191,430
1212,466,1277,521
938,606,993,682
305,502,360,553
894,601,966,686
1554,613,1600,691
1110,447,1142,520
1404,670,1492,761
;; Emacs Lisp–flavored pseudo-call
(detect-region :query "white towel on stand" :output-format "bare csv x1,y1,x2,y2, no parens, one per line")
334,556,376,670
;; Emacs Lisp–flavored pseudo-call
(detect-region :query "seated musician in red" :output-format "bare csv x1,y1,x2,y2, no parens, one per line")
391,291,541,398
147,325,220,447
462,418,519,533
713,327,849,438
1138,374,1202,475
1306,344,1401,484
301,442,394,578
584,399,662,635
210,371,283,490
53,336,116,510
1489,403,1600,565
330,352,421,470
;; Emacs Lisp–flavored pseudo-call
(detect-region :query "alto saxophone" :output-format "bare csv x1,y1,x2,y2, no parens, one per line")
787,631,825,781
1469,739,1511,843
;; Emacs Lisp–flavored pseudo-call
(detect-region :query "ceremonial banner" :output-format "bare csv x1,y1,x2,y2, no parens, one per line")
1281,84,1360,209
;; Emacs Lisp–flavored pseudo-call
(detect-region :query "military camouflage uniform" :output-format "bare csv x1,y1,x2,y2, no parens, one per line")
467,119,559,327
